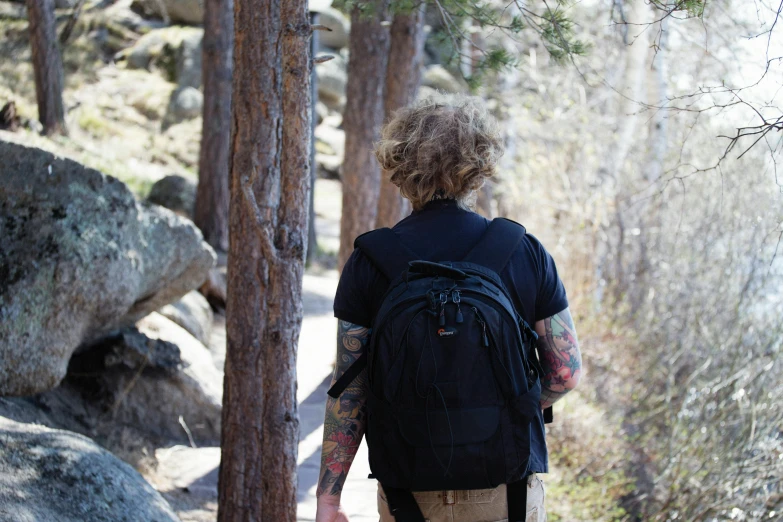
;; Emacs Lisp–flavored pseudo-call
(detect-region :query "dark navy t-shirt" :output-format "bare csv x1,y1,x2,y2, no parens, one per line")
333,198,569,474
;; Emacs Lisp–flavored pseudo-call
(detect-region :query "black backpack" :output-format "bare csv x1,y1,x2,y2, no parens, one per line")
328,218,548,522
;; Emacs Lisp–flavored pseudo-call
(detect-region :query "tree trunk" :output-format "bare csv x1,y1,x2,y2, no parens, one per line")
630,12,669,315
194,0,233,253
338,2,390,269
218,0,310,519
592,0,650,310
26,0,66,135
375,4,425,229
306,11,319,265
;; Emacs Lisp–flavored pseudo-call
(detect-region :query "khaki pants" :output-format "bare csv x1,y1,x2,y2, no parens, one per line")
377,474,546,522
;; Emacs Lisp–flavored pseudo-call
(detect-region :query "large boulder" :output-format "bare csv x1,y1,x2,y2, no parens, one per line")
131,0,203,25
317,7,350,50
176,31,203,89
315,153,342,180
105,313,223,443
164,87,203,127
315,122,345,158
63,312,222,444
0,417,180,522
422,65,467,93
147,174,197,218
158,290,213,346
0,141,215,396
121,26,203,84
315,53,347,110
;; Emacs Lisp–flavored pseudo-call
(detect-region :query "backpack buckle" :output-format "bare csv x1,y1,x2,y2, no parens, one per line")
520,320,538,343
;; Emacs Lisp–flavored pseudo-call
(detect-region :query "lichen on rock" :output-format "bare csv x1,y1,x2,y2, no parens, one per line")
0,141,215,396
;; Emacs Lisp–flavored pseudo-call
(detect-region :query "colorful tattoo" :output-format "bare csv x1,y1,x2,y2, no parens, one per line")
316,321,371,497
535,308,582,408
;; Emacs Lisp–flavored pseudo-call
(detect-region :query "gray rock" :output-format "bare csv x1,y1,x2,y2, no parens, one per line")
107,313,223,443
315,152,342,180
147,174,197,218
165,86,203,126
124,29,176,75
0,141,215,396
316,101,329,125
422,65,467,93
0,314,218,447
0,384,161,473
0,417,180,522
102,328,183,375
0,2,26,20
315,122,344,158
131,0,203,25
122,27,202,83
158,290,213,346
176,31,203,89
317,7,350,50
316,52,347,110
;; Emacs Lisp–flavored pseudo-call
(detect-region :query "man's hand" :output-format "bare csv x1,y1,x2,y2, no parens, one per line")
315,496,351,522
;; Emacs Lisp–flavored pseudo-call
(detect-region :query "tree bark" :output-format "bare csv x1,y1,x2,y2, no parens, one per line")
218,0,310,519
26,0,66,135
338,2,390,269
194,0,233,253
375,4,425,229
306,11,319,265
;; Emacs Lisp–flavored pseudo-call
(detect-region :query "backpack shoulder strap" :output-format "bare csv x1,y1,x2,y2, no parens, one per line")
462,218,526,273
354,228,420,280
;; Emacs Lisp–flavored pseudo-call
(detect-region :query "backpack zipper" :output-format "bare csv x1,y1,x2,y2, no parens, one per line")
471,306,490,347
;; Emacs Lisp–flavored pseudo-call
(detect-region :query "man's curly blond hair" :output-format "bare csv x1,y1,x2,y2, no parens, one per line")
374,92,504,211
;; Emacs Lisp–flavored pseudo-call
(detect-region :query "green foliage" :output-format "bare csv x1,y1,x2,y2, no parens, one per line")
465,48,518,90
332,0,386,17
437,0,587,89
539,4,591,63
546,472,633,522
336,0,589,89
649,0,706,18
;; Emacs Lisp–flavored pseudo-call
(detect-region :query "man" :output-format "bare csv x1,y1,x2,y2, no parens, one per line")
316,93,582,522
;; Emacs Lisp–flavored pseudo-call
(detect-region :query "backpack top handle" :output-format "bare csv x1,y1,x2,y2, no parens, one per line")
407,260,468,280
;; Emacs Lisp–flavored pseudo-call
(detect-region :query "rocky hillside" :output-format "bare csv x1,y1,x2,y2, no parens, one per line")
0,139,222,520
0,0,466,199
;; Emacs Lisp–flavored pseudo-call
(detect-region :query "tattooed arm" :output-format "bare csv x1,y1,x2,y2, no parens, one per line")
534,307,582,409
315,321,370,518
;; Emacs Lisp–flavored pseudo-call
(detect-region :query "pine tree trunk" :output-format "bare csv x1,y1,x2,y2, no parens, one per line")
26,0,66,135
218,0,311,519
306,11,319,265
194,0,233,253
338,2,390,269
375,4,425,229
